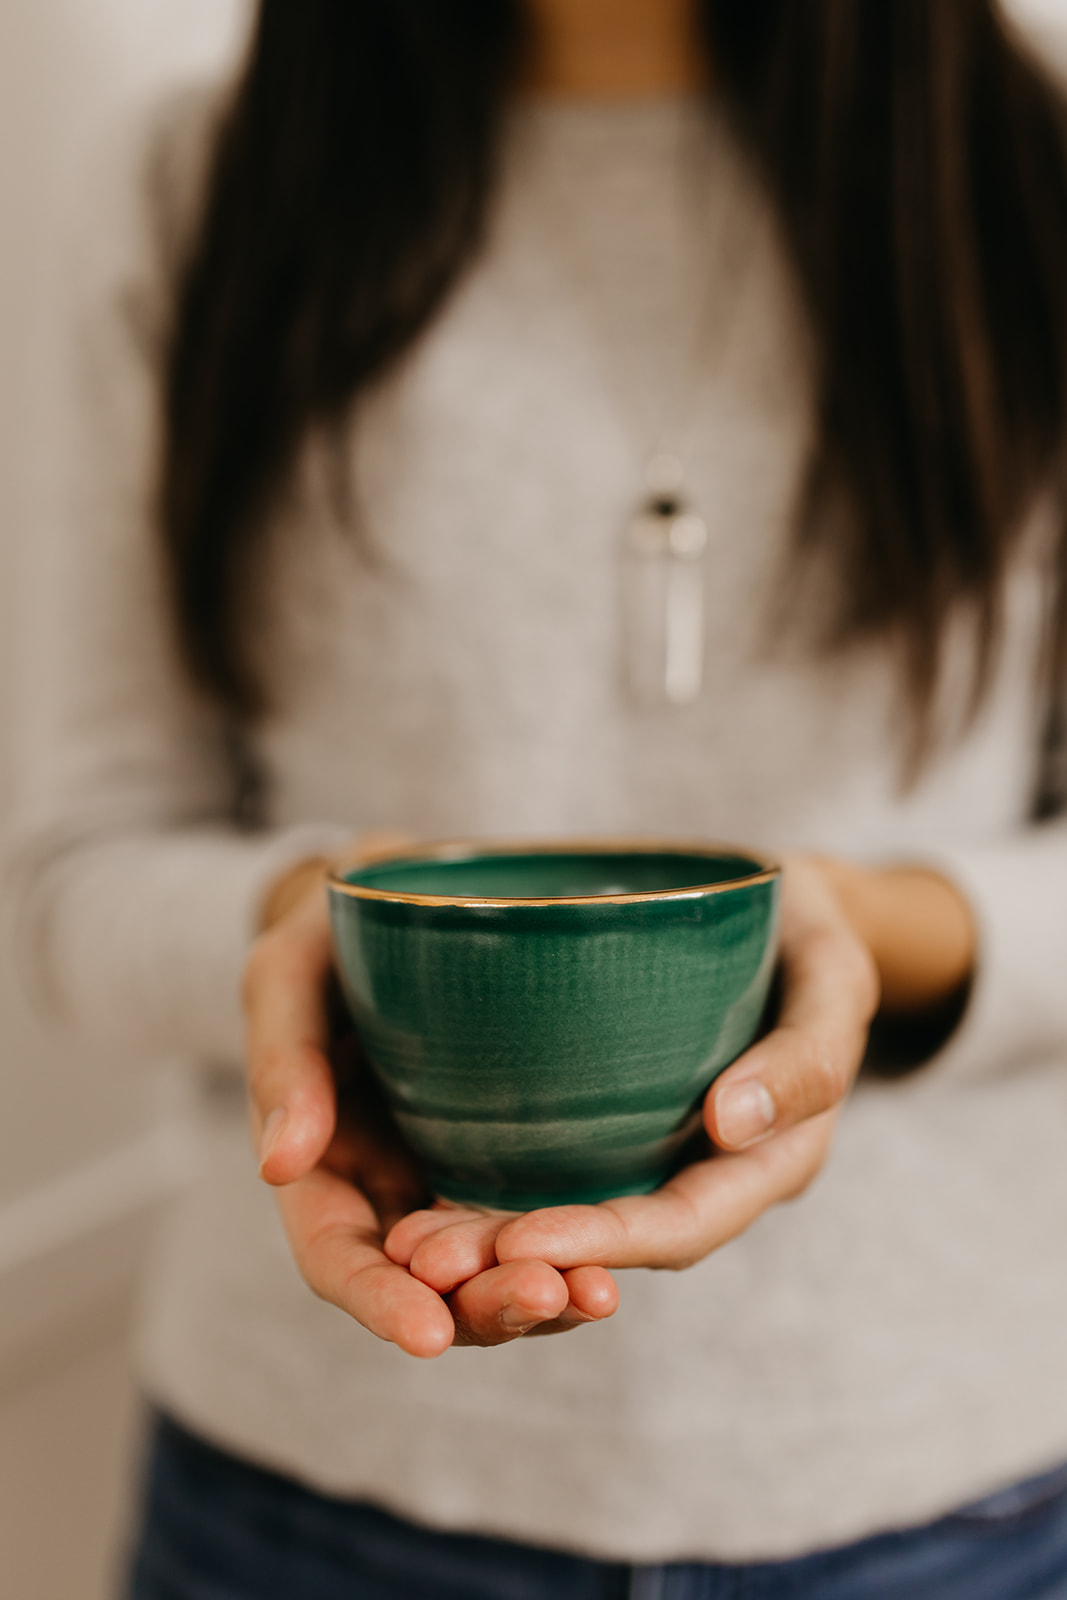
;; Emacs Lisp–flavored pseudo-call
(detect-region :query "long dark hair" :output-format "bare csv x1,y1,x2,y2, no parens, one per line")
161,0,1067,741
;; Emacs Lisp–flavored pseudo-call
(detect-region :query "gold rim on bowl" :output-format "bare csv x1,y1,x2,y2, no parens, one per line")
326,837,782,909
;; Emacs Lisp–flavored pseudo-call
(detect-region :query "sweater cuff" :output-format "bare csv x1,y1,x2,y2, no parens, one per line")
910,827,1067,1084
151,821,355,1063
238,822,354,941
39,821,352,1066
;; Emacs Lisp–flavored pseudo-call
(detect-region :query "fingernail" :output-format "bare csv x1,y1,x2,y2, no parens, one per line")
715,1080,776,1148
500,1306,537,1332
258,1107,288,1172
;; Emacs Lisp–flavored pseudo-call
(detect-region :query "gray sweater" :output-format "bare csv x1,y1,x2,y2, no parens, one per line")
12,89,1067,1562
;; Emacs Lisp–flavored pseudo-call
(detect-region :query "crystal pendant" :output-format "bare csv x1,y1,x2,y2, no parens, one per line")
622,453,708,706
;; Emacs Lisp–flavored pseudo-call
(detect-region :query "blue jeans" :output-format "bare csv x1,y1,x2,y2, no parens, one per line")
127,1413,1067,1600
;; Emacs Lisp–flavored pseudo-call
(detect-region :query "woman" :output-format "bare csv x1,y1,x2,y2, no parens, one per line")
16,0,1067,1594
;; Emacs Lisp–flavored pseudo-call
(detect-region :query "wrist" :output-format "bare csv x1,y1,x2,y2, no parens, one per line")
818,858,976,1016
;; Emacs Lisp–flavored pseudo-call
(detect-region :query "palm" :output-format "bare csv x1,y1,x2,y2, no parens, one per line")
250,852,872,1355
268,1020,618,1353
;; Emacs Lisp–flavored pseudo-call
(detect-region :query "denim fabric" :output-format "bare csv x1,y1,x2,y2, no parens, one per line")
127,1414,1067,1600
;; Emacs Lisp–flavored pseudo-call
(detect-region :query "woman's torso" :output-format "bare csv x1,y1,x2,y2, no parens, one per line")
136,94,1067,1563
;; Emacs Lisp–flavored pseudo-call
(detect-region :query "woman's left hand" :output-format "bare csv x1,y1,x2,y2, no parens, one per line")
386,856,881,1287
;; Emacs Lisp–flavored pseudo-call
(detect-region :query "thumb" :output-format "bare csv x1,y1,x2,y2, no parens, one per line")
244,886,338,1185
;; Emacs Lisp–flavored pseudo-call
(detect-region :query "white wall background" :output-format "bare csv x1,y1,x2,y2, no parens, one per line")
0,0,252,1204
0,6,249,1598
0,2,1065,1597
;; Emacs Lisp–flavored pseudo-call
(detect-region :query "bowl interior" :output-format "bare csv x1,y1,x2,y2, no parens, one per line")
342,846,767,902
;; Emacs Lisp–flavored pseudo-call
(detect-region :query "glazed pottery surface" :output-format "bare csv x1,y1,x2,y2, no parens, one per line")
328,841,780,1212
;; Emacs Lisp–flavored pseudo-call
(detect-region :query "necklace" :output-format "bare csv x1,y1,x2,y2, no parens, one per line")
624,448,709,705
529,98,755,707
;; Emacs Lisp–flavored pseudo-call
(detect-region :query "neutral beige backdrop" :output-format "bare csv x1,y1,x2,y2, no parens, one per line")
0,3,1065,1599
0,8,248,1597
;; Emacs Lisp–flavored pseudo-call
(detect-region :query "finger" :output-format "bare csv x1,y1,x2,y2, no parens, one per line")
448,1259,570,1347
496,1267,619,1337
520,1291,617,1337
706,858,878,1150
560,1265,619,1321
407,1213,508,1293
395,1222,618,1321
496,1116,835,1272
384,1204,499,1268
511,1267,620,1338
244,909,337,1185
247,833,412,1184
276,1165,455,1358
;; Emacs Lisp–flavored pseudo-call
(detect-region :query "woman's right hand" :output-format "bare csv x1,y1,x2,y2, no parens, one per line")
243,842,619,1358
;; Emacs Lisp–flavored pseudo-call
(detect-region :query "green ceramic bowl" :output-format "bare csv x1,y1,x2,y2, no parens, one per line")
328,840,780,1212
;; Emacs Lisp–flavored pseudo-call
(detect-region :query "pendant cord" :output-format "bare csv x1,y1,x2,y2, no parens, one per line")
529,96,762,493
521,98,763,709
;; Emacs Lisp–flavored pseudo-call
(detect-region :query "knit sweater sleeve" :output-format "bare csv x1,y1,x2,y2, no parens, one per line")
6,94,349,1065
911,822,1067,1084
